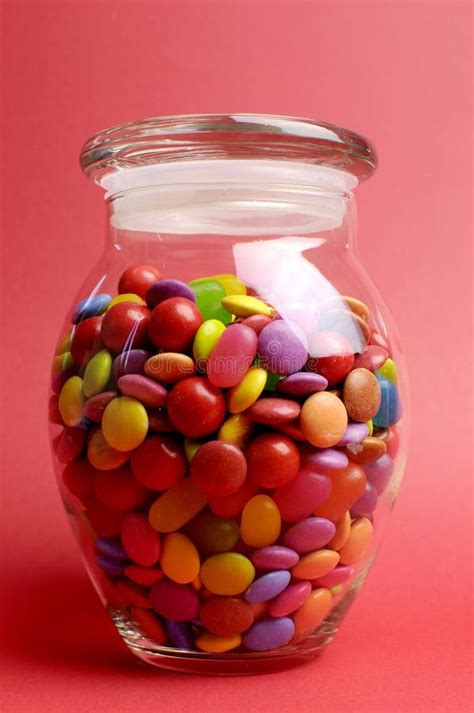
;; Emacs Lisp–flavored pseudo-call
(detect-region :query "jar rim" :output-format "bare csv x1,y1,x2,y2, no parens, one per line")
80,114,377,185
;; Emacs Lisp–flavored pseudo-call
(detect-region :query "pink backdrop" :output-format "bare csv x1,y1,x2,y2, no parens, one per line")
2,2,472,711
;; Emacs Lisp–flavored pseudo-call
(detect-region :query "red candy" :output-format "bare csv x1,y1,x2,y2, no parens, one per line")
148,297,203,352
353,345,389,372
94,465,148,512
130,607,167,643
130,435,187,490
308,331,354,386
208,477,257,518
83,391,117,421
200,597,254,636
313,462,367,521
62,458,96,503
101,302,150,353
70,316,102,364
55,426,87,464
240,314,273,335
116,579,151,608
190,441,247,496
247,397,300,425
118,265,162,299
85,498,126,537
167,377,226,438
246,433,300,488
125,565,165,586
147,409,174,433
121,512,161,566
150,580,200,621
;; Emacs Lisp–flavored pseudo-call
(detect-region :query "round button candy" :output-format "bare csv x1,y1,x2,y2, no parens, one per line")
185,510,240,554
273,466,332,523
243,617,295,651
118,264,162,299
112,349,150,381
363,453,394,494
258,320,308,375
193,319,227,362
307,331,354,386
227,367,267,414
101,302,150,353
130,434,187,490
94,465,148,512
167,377,226,438
148,479,208,533
118,374,167,408
70,316,103,364
190,440,247,497
200,553,255,596
207,324,258,389
240,495,281,547
200,596,254,636
148,297,203,352
87,427,131,470
72,293,111,324
160,532,200,584
121,513,161,567
144,352,195,385
150,580,199,621
189,278,232,324
244,571,291,603
268,581,311,618
277,372,328,397
293,588,332,641
313,462,367,521
58,376,85,427
247,397,300,425
343,367,381,422
282,517,336,553
146,278,196,308
300,391,348,448
102,396,148,452
250,546,299,571
245,433,300,489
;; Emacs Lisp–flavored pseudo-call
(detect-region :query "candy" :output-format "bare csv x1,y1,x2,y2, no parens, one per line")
199,597,254,636
102,397,148,451
189,279,232,323
363,453,394,494
87,427,130,470
241,314,272,334
227,367,267,413
244,571,291,603
112,349,150,380
196,632,242,653
376,357,398,383
96,555,124,578
85,498,126,537
250,546,299,570
307,331,354,386
150,580,200,621
221,294,273,318
118,265,162,298
147,409,173,433
353,345,389,372
164,619,193,648
117,374,167,408
312,564,353,588
94,465,148,512
292,549,340,580
342,295,370,322
115,579,151,608
282,517,336,553
62,458,95,502
245,433,300,488
161,533,200,584
209,273,246,296
130,435,186,490
83,391,117,421
300,392,348,448
337,422,370,446
345,436,386,464
373,376,401,428
146,278,196,308
313,462,366,521
130,607,167,644
200,553,255,595
167,377,226,438
70,316,103,365
190,440,247,496
121,513,161,566
207,324,257,388
58,376,85,426
148,297,203,351
148,479,208,532
107,293,146,308
55,426,86,464
293,588,332,641
186,510,240,553
95,536,128,561
208,478,257,518
338,517,374,564
304,448,349,471
125,565,164,586
144,352,195,385
258,320,308,375
192,320,226,364
247,397,301,425
268,581,311,617
217,413,254,449
72,293,111,324
83,349,113,398
276,372,328,397
273,466,332,522
343,368,381,422
243,617,295,651
241,495,281,547
101,303,150,353
328,511,351,550
350,481,378,518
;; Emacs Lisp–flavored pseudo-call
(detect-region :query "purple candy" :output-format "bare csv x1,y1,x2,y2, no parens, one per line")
96,555,124,578
277,372,328,397
164,619,193,649
146,279,196,309
364,453,395,495
313,564,353,588
337,422,370,446
305,448,349,470
283,517,336,553
95,536,129,561
351,481,378,518
250,546,299,570
258,320,308,376
244,571,291,603
112,349,150,381
243,617,295,651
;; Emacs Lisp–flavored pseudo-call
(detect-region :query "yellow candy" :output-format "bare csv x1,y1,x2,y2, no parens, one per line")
367,419,374,437
217,413,254,449
196,633,242,653
107,293,145,309
227,367,267,414
160,533,200,584
293,588,332,641
240,495,281,547
52,351,74,377
58,376,85,426
148,479,208,532
87,428,130,470
193,319,226,362
221,295,274,318
200,553,255,595
339,517,374,565
210,274,246,296
377,358,398,383
184,438,201,462
83,349,112,398
102,396,148,452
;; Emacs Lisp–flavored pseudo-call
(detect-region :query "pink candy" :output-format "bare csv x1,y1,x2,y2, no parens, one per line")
207,324,257,388
273,466,332,522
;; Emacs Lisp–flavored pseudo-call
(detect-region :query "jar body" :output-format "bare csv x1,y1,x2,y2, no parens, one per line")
49,158,408,674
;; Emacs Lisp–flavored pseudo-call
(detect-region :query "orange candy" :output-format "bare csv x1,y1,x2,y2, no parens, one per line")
339,517,374,565
328,511,351,550
313,462,367,521
293,588,333,641
292,549,340,580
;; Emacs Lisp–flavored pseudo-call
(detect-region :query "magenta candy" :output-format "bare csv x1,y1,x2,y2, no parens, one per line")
350,481,378,518
282,517,336,553
337,422,370,446
112,349,150,381
243,617,295,651
146,279,196,309
304,448,349,470
83,391,117,421
277,372,328,397
207,324,258,388
312,564,353,588
250,546,299,570
268,581,311,617
258,320,308,376
244,570,291,603
121,513,161,567
273,466,332,522
150,580,199,621
364,453,395,494
353,345,389,372
118,374,167,408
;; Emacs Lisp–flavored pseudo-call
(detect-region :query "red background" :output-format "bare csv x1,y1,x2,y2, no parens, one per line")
1,2,472,711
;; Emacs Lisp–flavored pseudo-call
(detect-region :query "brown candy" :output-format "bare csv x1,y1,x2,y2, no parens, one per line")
344,437,387,464
343,368,381,422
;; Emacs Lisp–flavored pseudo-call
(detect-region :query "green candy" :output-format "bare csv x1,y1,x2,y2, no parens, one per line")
189,279,232,324
265,370,283,391
377,357,398,384
83,349,112,398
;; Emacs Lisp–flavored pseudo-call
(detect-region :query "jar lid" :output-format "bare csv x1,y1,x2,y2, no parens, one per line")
80,114,377,187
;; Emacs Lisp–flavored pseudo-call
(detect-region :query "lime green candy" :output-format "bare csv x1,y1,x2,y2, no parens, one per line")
189,279,232,324
59,376,86,426
193,319,227,361
102,396,148,451
83,349,112,398
377,357,398,384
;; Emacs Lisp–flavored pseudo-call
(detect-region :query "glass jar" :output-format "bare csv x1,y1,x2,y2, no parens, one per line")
49,115,408,675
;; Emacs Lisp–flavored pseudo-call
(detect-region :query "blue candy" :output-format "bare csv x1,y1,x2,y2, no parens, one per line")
373,375,401,428
72,293,112,323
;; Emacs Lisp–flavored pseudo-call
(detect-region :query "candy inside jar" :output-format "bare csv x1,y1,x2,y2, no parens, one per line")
49,115,408,674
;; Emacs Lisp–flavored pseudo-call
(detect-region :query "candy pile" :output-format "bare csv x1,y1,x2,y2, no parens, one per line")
50,264,401,654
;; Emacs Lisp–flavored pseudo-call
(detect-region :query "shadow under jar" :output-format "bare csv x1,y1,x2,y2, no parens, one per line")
49,114,409,675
